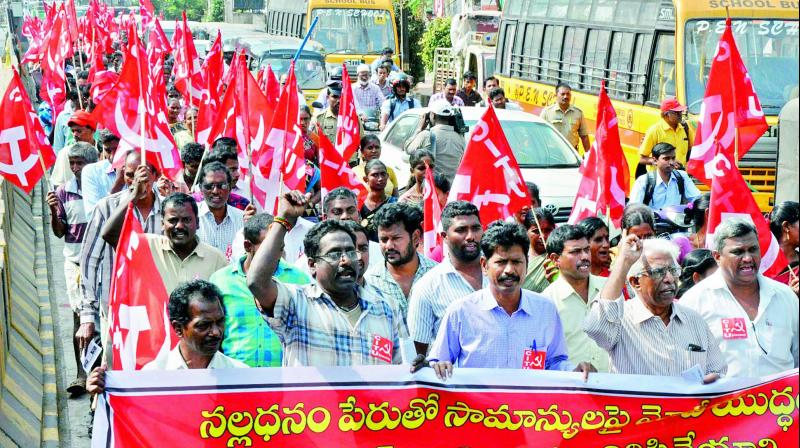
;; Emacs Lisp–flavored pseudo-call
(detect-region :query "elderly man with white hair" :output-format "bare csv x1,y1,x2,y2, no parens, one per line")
681,218,799,377
351,63,385,119
584,235,726,381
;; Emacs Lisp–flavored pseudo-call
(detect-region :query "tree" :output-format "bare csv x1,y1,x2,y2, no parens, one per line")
151,0,206,21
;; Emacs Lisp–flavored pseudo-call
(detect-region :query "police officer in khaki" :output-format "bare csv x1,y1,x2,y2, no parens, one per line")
311,80,364,165
540,82,591,155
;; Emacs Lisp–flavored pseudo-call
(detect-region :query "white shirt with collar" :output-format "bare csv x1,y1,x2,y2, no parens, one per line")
680,270,799,378
197,201,245,259
142,345,248,370
630,170,701,210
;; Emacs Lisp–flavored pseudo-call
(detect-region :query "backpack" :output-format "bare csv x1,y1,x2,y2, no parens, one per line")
643,170,686,206
388,96,416,122
681,121,693,160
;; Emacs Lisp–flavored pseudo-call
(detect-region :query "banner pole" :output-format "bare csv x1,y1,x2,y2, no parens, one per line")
293,16,319,62
71,53,85,110
530,207,548,249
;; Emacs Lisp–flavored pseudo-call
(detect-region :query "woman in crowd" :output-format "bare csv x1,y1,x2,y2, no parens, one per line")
578,217,612,277
361,159,397,240
687,194,711,249
621,203,656,240
399,150,435,207
353,135,399,198
676,249,718,299
770,200,799,294
522,208,557,293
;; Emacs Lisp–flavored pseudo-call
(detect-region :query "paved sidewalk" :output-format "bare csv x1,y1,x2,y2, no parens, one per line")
50,233,93,448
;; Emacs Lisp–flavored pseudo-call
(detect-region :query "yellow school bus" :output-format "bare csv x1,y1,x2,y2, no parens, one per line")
265,0,400,74
494,0,799,211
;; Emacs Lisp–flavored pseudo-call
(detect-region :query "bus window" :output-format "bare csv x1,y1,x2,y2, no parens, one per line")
561,27,587,87
684,19,799,115
498,22,516,74
310,8,396,56
631,33,653,103
542,25,564,84
591,0,615,23
614,1,640,26
519,23,543,80
647,33,675,105
608,32,634,100
583,29,610,91
567,0,591,21
547,0,569,17
527,0,548,18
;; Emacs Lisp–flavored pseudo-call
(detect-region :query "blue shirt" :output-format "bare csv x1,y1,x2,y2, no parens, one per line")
380,96,422,124
429,288,573,370
81,159,117,220
630,170,701,210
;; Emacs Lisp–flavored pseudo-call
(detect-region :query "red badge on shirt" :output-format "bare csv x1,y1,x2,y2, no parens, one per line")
721,317,748,339
522,349,546,370
370,334,393,363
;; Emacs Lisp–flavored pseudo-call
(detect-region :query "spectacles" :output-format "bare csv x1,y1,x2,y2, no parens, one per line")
202,182,230,191
315,250,358,264
642,265,681,280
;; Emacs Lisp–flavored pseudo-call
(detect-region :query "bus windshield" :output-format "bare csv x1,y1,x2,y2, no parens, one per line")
259,57,326,90
310,8,396,55
684,19,799,115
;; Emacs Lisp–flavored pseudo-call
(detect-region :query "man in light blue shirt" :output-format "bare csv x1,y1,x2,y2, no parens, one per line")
630,142,701,210
423,221,596,379
81,130,125,219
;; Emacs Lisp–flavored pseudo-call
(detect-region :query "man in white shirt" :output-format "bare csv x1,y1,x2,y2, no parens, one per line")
630,143,701,210
196,162,245,258
86,280,247,394
681,219,799,377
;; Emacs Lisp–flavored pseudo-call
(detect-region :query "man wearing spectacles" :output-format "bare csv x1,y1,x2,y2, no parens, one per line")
248,191,406,366
196,162,245,258
585,235,726,381
638,97,694,175
681,219,799,377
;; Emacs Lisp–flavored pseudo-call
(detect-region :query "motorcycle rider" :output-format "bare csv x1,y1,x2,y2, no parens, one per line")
380,75,420,130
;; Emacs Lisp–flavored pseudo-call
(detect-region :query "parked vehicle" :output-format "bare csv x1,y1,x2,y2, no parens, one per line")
252,37,327,105
379,107,582,222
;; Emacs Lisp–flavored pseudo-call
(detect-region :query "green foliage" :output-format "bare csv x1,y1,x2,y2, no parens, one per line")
152,0,206,21
207,0,224,22
419,17,450,72
395,0,425,83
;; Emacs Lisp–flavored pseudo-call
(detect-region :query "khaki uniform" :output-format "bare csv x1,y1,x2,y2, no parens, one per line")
311,107,365,164
540,104,589,150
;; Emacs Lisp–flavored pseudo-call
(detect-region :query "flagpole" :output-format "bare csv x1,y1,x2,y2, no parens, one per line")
724,8,740,168
71,53,85,110
236,49,255,204
530,207,548,249
134,30,146,166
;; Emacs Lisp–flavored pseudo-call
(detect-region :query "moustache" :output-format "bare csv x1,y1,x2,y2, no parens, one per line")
498,274,520,283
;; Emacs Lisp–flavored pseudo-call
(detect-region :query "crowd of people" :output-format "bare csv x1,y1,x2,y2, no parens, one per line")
24,36,798,411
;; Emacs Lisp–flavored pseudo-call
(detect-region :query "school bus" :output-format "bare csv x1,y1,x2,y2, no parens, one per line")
494,0,799,211
264,0,400,73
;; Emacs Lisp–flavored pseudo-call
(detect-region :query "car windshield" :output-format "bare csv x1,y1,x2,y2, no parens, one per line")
310,8,395,55
464,119,581,168
684,19,799,114
259,57,326,90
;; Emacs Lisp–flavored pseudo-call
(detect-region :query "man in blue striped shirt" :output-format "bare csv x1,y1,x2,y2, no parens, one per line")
423,222,596,380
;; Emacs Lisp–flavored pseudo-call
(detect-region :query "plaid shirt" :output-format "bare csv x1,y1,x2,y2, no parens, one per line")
264,282,407,366
351,81,385,112
365,253,438,319
210,256,310,367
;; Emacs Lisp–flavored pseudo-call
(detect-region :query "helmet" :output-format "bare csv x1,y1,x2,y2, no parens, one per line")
391,74,411,95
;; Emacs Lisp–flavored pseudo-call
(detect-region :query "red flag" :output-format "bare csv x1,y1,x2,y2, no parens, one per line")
39,5,72,119
264,65,281,109
687,18,769,186
423,163,443,262
0,68,57,193
65,0,79,43
172,12,204,106
335,65,360,161
319,134,367,207
92,26,183,181
594,81,629,226
139,0,156,32
567,144,601,225
251,62,303,212
108,203,177,370
20,15,47,64
150,18,173,55
446,105,531,227
196,31,224,146
706,153,788,279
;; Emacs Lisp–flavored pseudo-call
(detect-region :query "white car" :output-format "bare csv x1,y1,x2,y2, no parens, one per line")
379,106,582,222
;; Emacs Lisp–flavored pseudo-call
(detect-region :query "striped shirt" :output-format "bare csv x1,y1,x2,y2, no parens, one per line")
264,282,406,367
55,179,88,263
79,190,162,325
80,159,117,220
583,296,727,377
197,202,245,259
365,253,438,318
407,258,488,346
351,81,385,112
429,92,465,107
429,288,572,370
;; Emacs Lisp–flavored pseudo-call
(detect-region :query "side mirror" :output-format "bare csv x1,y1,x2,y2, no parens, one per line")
364,122,380,132
311,101,323,109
